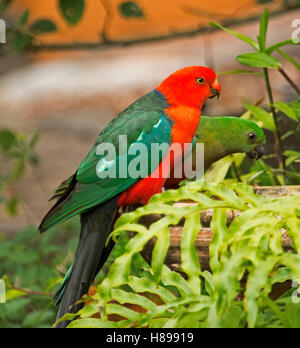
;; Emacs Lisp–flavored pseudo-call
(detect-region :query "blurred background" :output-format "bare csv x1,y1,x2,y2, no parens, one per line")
0,0,299,327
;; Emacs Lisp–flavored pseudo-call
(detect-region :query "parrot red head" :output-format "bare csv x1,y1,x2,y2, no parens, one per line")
157,66,221,109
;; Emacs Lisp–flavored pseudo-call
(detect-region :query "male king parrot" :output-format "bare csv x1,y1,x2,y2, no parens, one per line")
38,66,221,327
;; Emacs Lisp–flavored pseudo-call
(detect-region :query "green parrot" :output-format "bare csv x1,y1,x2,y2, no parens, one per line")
165,116,266,188
199,116,266,168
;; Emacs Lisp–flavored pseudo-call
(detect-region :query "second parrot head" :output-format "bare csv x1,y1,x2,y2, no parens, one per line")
157,66,221,109
232,118,266,160
198,116,266,160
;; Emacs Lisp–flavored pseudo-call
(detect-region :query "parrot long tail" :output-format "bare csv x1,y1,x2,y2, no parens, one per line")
54,195,119,328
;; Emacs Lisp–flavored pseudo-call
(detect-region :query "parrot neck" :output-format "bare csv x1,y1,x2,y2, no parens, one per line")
166,105,201,145
154,88,202,146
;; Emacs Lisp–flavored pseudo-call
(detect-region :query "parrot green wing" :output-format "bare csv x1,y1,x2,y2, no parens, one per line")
39,90,173,232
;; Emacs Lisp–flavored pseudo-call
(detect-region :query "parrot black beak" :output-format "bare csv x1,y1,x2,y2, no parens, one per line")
247,145,265,160
209,87,221,99
209,78,221,99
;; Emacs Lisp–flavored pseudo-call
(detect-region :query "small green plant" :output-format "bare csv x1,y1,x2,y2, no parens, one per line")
62,181,300,328
0,127,80,328
0,221,79,328
0,0,58,53
210,10,300,186
0,129,39,216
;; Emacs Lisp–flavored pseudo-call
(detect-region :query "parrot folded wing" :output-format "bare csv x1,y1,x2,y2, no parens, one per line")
39,93,173,232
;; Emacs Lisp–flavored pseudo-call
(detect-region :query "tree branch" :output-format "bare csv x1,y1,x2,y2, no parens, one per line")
10,285,54,297
278,68,300,97
263,68,286,177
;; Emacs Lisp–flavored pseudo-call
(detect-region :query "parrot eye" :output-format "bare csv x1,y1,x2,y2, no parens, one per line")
196,77,206,85
248,132,256,140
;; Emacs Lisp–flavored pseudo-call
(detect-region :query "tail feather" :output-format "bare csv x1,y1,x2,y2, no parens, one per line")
54,265,73,306
55,195,119,328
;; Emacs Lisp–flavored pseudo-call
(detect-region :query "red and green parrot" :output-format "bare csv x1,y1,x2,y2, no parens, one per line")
38,66,221,327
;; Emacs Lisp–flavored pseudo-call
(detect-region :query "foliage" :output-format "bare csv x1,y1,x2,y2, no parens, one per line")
0,220,79,328
0,127,79,328
0,129,39,216
0,0,85,52
210,10,300,186
61,181,300,328
0,3,58,52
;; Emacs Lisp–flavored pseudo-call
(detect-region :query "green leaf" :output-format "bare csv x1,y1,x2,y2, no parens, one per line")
119,1,144,18
284,302,300,329
29,131,40,149
67,318,118,328
29,19,57,35
209,209,228,272
274,102,298,121
246,256,279,327
77,302,101,318
0,129,17,152
289,99,300,119
181,213,201,291
263,295,291,328
5,289,27,301
258,10,269,52
11,31,33,52
244,103,276,131
18,10,30,27
59,0,85,26
205,156,233,183
236,52,282,69
6,197,18,216
151,225,170,280
266,40,300,54
281,130,295,141
112,288,157,311
284,150,300,167
128,276,176,302
209,22,259,50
